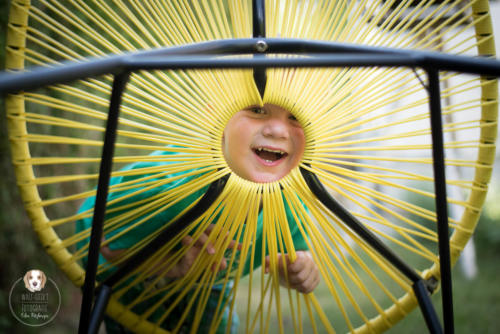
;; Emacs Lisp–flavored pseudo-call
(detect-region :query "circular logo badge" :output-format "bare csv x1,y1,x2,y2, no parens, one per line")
9,270,61,326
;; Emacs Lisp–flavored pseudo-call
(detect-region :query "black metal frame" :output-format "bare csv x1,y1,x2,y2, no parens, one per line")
1,4,500,332
2,39,500,92
86,174,229,334
2,39,500,334
252,0,267,96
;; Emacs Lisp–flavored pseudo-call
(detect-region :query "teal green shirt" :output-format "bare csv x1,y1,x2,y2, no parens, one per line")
76,149,309,272
75,149,309,333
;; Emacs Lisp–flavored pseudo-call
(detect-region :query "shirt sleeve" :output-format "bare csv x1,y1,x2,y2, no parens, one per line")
76,150,207,252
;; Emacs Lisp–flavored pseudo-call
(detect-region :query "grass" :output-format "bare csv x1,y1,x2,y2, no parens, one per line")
387,246,500,334
231,244,500,334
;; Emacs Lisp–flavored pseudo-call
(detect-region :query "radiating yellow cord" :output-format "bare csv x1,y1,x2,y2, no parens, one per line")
5,0,498,333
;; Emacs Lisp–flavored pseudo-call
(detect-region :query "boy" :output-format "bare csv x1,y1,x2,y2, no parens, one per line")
77,103,320,333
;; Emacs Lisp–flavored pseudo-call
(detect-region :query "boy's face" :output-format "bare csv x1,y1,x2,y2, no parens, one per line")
222,104,305,183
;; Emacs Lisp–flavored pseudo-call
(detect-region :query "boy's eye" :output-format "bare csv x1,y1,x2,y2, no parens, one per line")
250,107,265,114
289,114,298,121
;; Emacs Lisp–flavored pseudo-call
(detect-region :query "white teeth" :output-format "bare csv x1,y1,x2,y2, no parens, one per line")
257,147,285,154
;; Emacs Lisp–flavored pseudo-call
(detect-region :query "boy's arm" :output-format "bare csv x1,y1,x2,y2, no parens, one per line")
99,238,125,262
100,224,239,278
265,250,320,294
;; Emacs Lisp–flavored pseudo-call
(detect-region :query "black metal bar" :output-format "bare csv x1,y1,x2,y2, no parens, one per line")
122,54,423,71
300,166,446,333
87,285,112,334
426,68,454,334
0,39,254,94
82,176,227,334
101,174,229,288
84,175,228,334
252,0,265,38
1,37,496,334
413,280,443,334
78,71,130,334
0,54,418,94
2,39,500,94
252,0,267,97
300,167,423,283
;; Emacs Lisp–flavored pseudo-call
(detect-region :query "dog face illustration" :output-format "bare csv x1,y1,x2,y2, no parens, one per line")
23,269,47,292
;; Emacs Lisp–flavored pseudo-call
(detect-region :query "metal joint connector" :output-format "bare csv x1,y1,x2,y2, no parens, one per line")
255,40,268,53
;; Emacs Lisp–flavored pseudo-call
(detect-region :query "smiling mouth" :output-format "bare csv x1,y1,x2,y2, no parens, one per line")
253,147,288,163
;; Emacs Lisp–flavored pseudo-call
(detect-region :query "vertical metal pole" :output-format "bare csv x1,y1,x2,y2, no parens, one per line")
78,71,130,334
252,0,267,96
427,68,454,334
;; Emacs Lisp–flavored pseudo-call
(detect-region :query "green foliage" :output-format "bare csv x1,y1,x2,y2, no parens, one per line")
387,249,500,334
0,3,81,333
474,191,500,252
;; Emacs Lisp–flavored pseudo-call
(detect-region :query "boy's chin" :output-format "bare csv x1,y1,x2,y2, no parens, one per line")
245,170,288,183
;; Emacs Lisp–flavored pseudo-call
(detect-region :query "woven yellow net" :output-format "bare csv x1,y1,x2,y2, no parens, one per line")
5,0,498,333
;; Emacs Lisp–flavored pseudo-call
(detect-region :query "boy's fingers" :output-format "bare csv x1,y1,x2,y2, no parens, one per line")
264,255,271,273
288,251,310,273
298,269,320,293
264,254,285,274
289,263,314,285
195,233,216,255
205,224,216,234
211,257,228,271
262,251,319,294
183,233,216,255
227,240,243,250
195,232,209,246
181,235,193,246
220,258,227,270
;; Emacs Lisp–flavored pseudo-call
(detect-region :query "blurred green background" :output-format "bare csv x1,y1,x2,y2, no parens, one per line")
1,1,499,333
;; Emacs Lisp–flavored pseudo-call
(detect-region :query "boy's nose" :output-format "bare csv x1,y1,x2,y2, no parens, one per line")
262,117,289,139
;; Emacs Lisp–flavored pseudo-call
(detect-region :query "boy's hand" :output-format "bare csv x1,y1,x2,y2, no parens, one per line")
164,224,240,278
265,251,320,294
100,224,240,279
161,233,212,278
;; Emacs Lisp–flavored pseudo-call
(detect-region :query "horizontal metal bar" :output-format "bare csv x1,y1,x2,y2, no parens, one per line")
1,38,499,94
0,54,414,94
122,54,424,70
0,40,254,94
146,38,500,76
